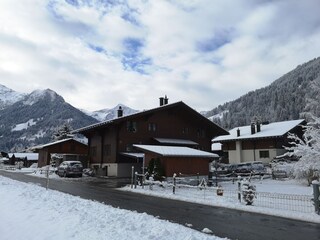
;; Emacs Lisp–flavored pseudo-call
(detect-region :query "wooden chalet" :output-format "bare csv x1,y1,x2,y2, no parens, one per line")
74,98,228,177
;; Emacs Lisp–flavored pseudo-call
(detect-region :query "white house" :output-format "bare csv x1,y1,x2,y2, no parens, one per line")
212,119,306,164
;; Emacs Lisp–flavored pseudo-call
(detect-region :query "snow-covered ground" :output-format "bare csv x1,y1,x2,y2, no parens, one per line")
5,168,320,224
1,166,319,240
0,176,225,240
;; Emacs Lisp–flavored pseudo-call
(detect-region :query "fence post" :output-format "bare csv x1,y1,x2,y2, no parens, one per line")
312,180,320,214
197,173,200,185
134,172,137,189
46,165,50,190
173,173,176,194
237,177,242,203
131,166,134,189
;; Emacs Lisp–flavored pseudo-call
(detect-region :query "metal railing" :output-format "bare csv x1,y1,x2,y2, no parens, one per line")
254,191,313,213
135,178,315,214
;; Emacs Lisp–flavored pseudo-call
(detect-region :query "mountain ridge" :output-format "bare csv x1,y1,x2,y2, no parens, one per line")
0,86,138,152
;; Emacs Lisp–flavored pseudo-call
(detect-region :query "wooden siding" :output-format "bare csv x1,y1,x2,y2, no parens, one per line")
37,140,88,167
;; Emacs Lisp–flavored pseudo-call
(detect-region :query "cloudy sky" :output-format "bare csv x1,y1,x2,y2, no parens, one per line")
1,0,320,112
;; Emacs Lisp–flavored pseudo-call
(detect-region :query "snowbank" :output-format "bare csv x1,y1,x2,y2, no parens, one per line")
0,176,225,240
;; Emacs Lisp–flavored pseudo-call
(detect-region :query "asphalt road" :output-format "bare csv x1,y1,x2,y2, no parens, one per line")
1,170,319,240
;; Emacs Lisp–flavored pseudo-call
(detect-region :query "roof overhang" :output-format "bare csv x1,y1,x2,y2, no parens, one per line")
120,152,145,159
133,144,218,158
154,138,198,146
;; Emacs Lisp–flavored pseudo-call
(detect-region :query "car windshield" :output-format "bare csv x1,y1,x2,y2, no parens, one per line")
69,162,82,167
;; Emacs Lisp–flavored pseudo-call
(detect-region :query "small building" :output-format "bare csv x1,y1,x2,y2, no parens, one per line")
212,119,306,164
74,99,228,177
32,138,88,167
134,145,218,176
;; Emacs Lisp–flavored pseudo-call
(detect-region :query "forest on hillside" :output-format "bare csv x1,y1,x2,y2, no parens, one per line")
206,57,320,129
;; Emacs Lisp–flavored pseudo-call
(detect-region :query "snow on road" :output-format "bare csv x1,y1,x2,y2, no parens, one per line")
0,176,226,240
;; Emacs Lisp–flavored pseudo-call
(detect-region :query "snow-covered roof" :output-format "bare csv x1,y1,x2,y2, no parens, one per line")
32,138,87,150
8,153,38,160
154,138,198,145
213,119,305,142
211,143,222,151
133,144,218,158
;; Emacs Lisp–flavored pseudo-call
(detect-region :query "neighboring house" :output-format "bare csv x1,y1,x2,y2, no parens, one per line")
32,138,88,167
8,153,38,167
212,119,306,164
74,99,228,177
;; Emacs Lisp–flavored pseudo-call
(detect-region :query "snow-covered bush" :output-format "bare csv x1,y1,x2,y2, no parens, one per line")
285,116,320,183
241,179,256,205
271,162,294,178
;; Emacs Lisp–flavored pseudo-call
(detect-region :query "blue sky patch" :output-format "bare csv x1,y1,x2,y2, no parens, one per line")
122,38,152,74
123,38,143,54
197,36,230,52
121,12,140,26
65,0,79,7
88,44,106,53
197,29,233,53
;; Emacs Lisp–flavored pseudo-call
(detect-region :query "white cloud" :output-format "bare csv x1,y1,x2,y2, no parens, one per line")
0,0,320,111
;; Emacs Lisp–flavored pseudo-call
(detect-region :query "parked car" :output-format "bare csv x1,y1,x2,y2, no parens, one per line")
228,162,267,176
57,161,83,178
271,155,300,163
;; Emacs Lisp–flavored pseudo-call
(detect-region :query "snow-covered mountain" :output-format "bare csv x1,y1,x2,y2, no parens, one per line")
0,84,26,109
0,85,140,152
0,88,98,152
84,104,139,122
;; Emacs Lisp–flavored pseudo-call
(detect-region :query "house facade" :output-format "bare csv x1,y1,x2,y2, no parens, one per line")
32,138,88,167
212,119,305,164
74,100,228,177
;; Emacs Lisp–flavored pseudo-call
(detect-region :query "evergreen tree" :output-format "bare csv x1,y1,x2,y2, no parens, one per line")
52,123,74,141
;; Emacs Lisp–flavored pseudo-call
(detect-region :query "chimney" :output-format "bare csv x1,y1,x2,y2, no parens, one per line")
159,97,164,106
237,128,240,137
117,106,123,118
251,122,256,135
164,95,169,105
256,120,261,132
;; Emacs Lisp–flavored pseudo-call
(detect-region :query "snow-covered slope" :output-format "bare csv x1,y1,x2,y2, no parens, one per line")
0,84,25,109
0,84,140,152
23,89,59,106
0,87,98,152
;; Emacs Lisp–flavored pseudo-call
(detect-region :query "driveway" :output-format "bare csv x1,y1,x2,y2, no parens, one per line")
1,170,319,240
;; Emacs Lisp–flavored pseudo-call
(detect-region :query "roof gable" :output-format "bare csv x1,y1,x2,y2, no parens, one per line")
74,101,228,135
213,119,305,142
32,138,87,150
